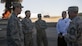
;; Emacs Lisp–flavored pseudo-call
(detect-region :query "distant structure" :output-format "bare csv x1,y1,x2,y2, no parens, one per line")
44,15,50,18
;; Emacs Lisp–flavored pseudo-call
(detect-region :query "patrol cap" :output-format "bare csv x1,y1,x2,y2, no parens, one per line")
12,2,23,8
68,6,78,12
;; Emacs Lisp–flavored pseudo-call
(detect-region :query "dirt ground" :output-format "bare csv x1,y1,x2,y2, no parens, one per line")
31,16,61,22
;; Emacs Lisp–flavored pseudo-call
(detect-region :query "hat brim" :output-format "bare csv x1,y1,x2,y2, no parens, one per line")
21,6,24,8
18,6,23,8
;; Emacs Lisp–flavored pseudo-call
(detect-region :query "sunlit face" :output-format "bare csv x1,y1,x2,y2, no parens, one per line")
68,11,75,19
26,12,31,18
16,7,22,14
62,12,67,18
38,14,42,20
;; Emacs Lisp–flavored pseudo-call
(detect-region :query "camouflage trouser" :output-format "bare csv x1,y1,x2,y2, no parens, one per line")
77,40,82,46
7,41,19,46
7,39,24,46
7,36,24,46
24,33,33,46
36,31,48,46
78,43,82,46
67,42,78,46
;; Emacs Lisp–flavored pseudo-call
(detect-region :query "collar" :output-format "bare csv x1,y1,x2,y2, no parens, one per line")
12,12,17,17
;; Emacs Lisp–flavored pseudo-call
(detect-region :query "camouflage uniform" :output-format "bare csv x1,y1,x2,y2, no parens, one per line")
77,20,82,46
22,17,33,46
65,6,82,46
35,19,48,46
7,13,24,46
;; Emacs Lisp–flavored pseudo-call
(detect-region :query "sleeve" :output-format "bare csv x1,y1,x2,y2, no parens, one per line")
56,19,60,34
63,19,71,35
40,21,47,29
21,19,29,33
35,21,40,30
21,19,26,33
22,19,30,30
10,19,21,46
28,20,33,31
77,21,82,39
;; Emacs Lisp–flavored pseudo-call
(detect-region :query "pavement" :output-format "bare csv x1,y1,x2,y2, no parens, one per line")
0,27,58,46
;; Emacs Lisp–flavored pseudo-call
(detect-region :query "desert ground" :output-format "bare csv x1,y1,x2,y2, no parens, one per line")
31,16,61,22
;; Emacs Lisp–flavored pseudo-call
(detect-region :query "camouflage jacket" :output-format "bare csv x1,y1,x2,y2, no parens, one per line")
7,13,24,46
21,17,33,34
35,19,47,30
65,16,82,43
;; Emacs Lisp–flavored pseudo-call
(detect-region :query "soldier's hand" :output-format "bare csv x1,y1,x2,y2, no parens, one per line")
58,33,63,38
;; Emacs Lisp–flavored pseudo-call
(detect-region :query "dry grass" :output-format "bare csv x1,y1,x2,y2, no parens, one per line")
31,16,61,22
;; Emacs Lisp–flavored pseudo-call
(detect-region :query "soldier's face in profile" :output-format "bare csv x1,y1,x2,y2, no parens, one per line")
16,7,22,14
68,11,75,19
26,12,31,18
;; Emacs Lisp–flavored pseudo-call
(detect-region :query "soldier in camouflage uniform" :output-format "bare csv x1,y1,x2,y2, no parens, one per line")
21,10,33,46
35,14,48,46
7,3,24,46
65,6,82,46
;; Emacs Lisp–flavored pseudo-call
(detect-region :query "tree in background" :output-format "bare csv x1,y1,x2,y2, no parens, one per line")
0,0,23,19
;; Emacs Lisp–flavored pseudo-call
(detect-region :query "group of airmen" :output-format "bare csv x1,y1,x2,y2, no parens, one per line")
56,4,82,46
6,2,82,46
7,3,48,46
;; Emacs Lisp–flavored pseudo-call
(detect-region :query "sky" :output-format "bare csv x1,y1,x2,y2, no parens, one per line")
0,0,82,18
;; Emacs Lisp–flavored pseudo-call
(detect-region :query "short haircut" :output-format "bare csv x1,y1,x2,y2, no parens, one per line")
25,10,30,14
62,11,66,15
62,11,66,14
